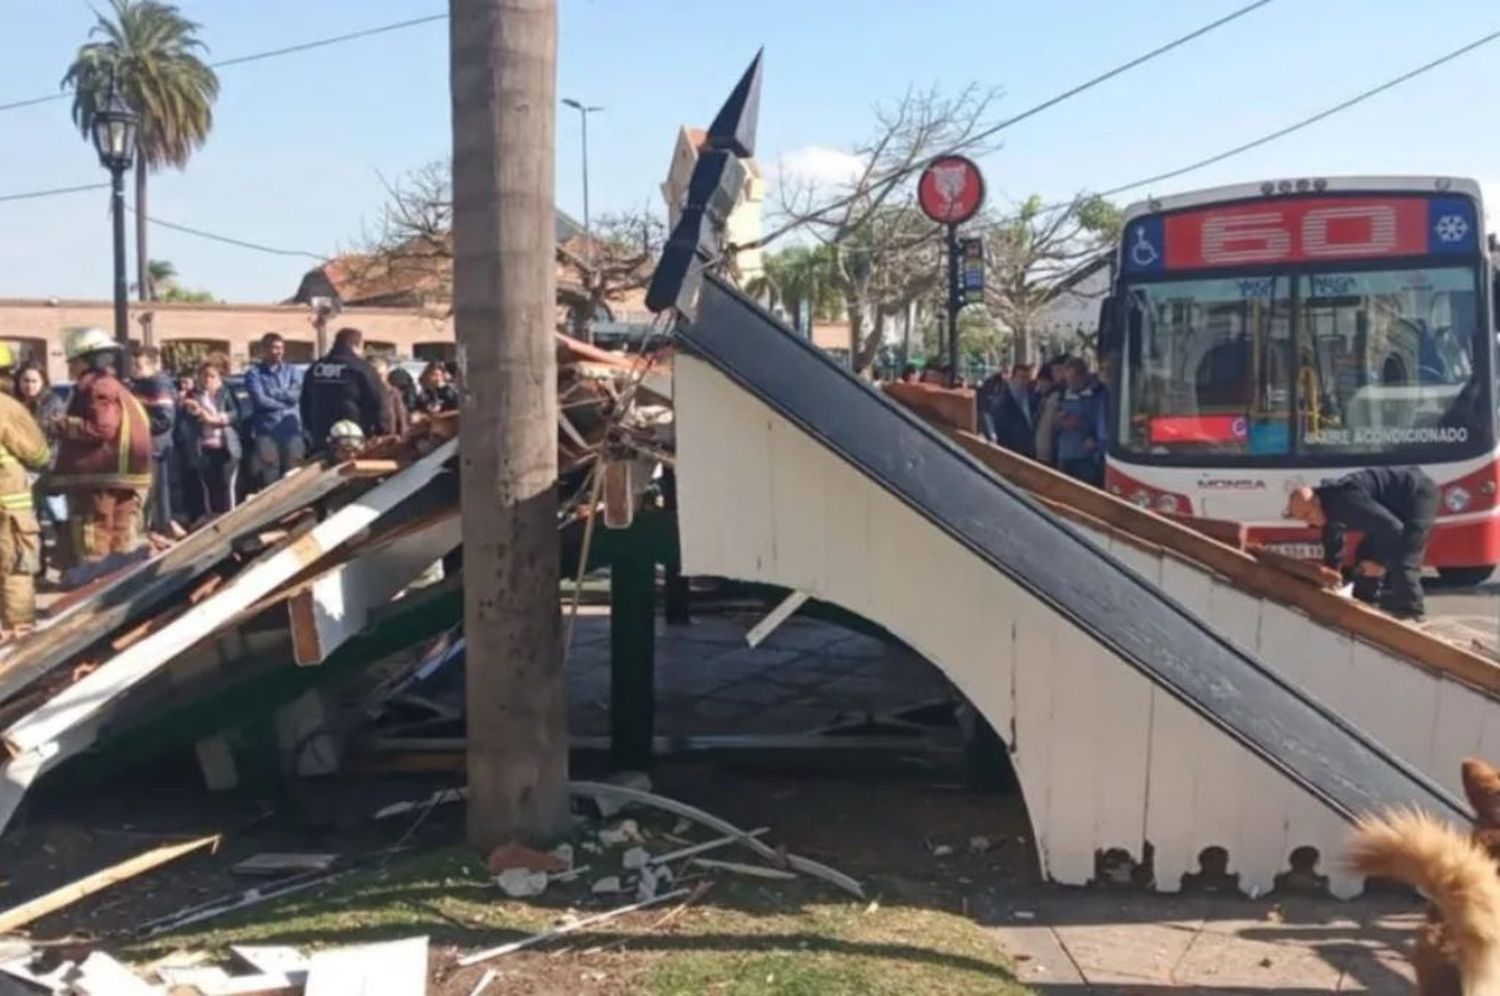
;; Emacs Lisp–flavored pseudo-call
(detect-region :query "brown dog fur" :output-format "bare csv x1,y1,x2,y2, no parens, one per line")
1349,807,1500,996
1345,758,1500,996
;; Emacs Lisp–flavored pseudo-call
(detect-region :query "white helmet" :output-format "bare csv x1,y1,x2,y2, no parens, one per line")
328,420,365,447
63,326,116,362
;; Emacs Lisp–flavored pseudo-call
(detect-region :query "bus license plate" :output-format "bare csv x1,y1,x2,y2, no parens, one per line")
1265,542,1323,560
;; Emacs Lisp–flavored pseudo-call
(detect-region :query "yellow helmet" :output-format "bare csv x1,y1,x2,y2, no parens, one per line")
0,343,16,370
63,326,115,362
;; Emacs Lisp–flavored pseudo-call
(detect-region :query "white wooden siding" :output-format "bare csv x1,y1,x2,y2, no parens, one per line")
675,355,1366,896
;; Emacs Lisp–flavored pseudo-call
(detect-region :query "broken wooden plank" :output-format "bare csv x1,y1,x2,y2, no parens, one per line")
457,890,688,967
232,853,338,877
137,871,346,939
569,781,864,899
304,936,427,996
73,951,156,995
345,459,402,477
690,857,797,880
651,828,769,865
286,509,461,667
1248,544,1343,589
0,462,352,704
0,835,219,935
466,969,497,996
4,440,457,758
229,946,309,979
195,973,301,996
1166,511,1247,549
745,591,809,649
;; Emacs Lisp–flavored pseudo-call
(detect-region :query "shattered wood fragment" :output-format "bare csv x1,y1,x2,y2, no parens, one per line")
228,946,308,978
73,951,156,995
567,781,864,899
304,936,427,996
457,888,690,966
138,870,345,938
690,857,797,881
0,835,219,935
465,968,498,996
344,459,403,478
231,853,339,877
195,971,304,995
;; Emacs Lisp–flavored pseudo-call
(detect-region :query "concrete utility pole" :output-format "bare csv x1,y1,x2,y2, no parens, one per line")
449,0,567,846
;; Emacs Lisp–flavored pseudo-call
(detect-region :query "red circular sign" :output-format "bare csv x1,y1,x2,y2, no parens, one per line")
917,155,985,224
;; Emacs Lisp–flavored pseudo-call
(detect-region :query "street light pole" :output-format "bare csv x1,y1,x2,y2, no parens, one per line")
561,98,602,254
110,163,128,354
90,73,138,374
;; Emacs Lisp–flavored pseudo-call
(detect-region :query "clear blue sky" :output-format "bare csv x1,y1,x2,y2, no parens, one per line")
1,0,1498,302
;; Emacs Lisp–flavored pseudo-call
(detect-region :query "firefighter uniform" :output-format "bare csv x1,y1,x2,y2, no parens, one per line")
51,328,153,577
0,388,51,630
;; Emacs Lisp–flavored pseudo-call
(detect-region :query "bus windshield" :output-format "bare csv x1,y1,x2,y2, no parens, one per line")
1118,264,1488,462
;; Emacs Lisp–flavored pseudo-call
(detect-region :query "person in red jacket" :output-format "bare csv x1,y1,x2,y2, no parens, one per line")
49,327,154,588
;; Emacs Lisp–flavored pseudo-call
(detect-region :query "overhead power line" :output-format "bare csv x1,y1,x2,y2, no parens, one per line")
750,0,1275,250
0,182,108,203
0,10,447,113
128,208,327,260
1088,24,1500,203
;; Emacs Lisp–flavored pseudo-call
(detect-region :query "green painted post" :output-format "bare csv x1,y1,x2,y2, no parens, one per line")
610,538,656,769
660,468,691,625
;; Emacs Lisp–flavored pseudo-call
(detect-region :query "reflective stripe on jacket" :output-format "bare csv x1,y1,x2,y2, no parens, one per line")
52,370,153,492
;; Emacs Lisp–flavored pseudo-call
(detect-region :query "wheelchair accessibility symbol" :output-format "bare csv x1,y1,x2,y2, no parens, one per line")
1129,226,1160,268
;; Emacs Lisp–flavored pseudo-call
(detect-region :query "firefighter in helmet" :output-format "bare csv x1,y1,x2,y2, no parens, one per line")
50,327,153,589
0,342,51,636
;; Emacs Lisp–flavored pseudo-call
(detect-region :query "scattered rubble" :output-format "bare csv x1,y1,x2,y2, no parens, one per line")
485,842,568,876
590,875,623,896
495,868,549,899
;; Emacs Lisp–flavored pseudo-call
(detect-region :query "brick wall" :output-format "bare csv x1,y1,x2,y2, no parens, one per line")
0,298,455,382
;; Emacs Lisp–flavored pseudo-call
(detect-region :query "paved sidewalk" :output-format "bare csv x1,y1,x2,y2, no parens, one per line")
984,890,1420,994
565,607,949,736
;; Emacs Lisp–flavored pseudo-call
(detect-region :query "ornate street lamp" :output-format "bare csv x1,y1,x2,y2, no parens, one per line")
90,75,137,361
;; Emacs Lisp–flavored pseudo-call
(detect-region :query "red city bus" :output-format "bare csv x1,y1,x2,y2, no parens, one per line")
1100,176,1498,584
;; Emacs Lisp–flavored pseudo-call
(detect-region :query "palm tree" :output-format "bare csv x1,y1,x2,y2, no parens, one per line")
62,0,218,306
140,257,176,297
748,244,839,332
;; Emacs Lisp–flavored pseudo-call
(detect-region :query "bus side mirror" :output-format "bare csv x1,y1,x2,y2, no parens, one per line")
1096,295,1120,356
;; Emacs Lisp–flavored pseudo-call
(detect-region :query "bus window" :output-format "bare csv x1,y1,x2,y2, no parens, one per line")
1119,277,1293,456
1299,267,1480,455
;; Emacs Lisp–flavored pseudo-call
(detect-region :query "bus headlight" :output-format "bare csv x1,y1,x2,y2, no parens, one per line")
1155,493,1182,514
1445,485,1472,514
1130,490,1151,508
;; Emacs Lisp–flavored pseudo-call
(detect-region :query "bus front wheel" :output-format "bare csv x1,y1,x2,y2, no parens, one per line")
1436,566,1495,587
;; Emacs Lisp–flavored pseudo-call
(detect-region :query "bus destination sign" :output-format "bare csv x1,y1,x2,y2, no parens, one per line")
1121,194,1479,276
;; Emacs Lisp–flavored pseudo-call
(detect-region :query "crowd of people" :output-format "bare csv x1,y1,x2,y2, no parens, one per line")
896,354,1113,487
0,324,462,640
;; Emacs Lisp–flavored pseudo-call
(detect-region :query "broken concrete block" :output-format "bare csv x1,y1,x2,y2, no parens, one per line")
549,843,575,871
621,847,651,871
635,867,659,902
597,819,642,848
591,876,622,895
594,772,652,818
496,868,549,899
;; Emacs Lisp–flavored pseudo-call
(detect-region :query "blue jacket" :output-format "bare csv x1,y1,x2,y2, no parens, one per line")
244,361,303,441
1054,381,1108,467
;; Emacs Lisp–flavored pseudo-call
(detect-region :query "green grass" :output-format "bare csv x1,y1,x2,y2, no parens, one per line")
127,846,1029,996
